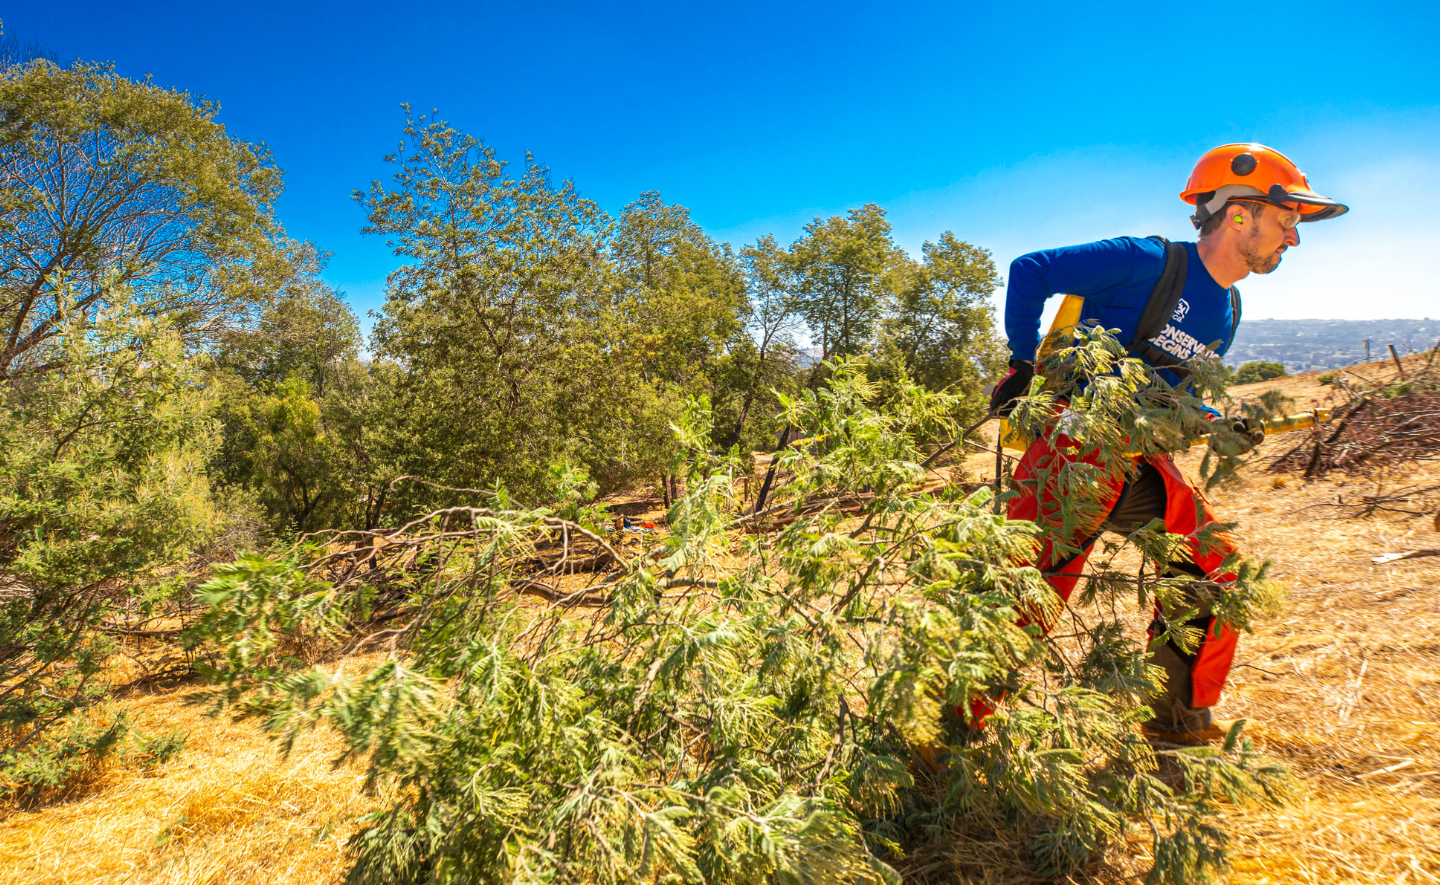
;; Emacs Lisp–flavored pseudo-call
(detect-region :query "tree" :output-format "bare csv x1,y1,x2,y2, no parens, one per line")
359,111,677,504
213,375,358,535
609,192,744,393
882,232,1007,392
867,232,1008,437
1,302,216,789
714,234,803,449
209,259,369,535
790,204,902,364
215,246,359,399
0,61,290,381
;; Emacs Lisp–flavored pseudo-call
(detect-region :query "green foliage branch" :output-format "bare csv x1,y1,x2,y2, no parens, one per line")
1002,325,1290,654
192,334,1290,884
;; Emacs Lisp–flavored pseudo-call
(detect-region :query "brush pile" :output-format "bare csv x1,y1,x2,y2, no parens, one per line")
1270,355,1440,478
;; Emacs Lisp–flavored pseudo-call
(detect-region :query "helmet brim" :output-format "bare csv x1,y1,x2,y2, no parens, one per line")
1266,184,1349,220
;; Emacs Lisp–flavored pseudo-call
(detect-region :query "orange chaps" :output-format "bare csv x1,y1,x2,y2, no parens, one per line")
1006,432,1240,709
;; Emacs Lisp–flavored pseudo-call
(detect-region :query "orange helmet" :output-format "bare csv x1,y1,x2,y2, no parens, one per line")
1181,143,1348,229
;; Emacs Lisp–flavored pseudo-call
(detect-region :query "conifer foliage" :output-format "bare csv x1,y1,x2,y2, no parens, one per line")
193,336,1291,885
1,303,216,796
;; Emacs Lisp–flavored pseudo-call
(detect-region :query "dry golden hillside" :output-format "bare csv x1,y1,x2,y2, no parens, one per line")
1207,356,1440,885
2,355,1437,885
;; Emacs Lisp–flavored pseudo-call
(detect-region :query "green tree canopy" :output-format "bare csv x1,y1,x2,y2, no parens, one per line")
882,231,1006,392
208,253,369,536
610,192,745,393
359,111,681,504
790,204,903,363
215,247,360,399
0,61,292,380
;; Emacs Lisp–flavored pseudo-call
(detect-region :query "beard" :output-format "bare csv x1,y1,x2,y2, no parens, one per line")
1239,226,1285,274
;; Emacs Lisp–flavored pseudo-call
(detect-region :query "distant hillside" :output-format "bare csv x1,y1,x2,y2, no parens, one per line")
1225,318,1439,372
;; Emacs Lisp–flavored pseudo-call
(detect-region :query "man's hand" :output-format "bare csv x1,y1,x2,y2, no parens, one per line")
1209,414,1265,454
1230,416,1266,448
989,359,1035,417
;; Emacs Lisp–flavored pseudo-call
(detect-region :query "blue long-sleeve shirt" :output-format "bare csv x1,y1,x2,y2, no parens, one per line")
1004,237,1236,386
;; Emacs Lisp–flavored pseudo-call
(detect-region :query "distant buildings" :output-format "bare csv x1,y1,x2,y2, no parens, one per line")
1223,318,1439,372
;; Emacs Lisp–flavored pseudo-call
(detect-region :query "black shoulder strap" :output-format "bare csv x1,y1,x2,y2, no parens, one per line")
1126,236,1195,379
1126,238,1241,381
1128,236,1188,351
1228,285,1242,348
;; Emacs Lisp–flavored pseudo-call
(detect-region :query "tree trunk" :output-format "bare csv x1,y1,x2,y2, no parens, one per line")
728,390,756,450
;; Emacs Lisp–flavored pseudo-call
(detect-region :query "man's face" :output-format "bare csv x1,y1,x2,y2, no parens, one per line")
1238,202,1302,274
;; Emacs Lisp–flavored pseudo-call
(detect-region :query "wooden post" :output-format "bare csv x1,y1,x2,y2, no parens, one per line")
1389,344,1406,379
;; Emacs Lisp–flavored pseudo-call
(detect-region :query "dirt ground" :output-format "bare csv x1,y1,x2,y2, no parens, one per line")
1,356,1437,884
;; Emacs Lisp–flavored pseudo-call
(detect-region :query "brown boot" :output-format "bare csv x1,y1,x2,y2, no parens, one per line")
1141,710,1236,745
1142,643,1235,745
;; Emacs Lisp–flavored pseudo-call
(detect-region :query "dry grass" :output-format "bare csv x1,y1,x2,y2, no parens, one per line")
3,358,1437,883
1205,358,1440,884
1209,460,1440,884
0,681,374,885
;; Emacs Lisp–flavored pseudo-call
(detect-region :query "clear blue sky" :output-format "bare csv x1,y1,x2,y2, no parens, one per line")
12,1,1440,332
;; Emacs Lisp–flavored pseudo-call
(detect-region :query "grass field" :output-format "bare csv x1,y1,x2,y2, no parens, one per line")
2,357,1437,884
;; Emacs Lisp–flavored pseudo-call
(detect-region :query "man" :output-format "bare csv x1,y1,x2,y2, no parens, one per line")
989,144,1347,742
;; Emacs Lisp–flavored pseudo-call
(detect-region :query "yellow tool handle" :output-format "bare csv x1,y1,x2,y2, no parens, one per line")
1182,408,1334,449
1259,407,1331,436
1036,294,1086,362
997,417,1030,452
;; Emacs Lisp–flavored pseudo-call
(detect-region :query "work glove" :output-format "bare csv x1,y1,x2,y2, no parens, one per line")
1209,414,1265,454
1230,415,1266,448
988,359,1035,417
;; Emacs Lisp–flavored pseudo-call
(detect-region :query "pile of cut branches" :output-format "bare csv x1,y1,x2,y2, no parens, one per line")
1270,356,1440,478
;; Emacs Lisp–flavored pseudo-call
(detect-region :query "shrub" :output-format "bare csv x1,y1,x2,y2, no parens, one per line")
0,709,188,804
0,708,129,804
1232,361,1287,385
